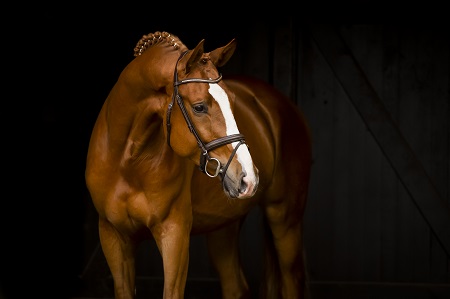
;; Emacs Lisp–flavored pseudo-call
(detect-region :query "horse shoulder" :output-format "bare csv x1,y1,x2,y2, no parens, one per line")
87,85,194,230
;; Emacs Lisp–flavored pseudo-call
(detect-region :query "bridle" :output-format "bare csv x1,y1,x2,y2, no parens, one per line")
166,51,246,179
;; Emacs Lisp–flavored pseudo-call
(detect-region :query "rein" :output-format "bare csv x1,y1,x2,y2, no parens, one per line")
166,51,246,179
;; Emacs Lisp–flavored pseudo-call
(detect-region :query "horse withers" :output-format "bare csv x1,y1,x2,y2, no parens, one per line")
85,31,312,299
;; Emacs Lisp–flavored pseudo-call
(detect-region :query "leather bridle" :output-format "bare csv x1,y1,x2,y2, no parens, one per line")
166,51,246,179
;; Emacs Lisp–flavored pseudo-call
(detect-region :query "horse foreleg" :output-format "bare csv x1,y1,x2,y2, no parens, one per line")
153,216,192,299
98,218,137,299
264,200,306,299
206,220,250,299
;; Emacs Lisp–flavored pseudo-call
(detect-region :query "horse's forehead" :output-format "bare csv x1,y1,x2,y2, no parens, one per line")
179,66,224,99
191,62,219,78
180,81,215,100
208,83,230,107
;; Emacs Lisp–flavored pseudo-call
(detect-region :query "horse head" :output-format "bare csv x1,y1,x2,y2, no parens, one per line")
165,38,259,199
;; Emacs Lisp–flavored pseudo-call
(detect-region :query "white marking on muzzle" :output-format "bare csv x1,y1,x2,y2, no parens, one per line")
208,83,257,187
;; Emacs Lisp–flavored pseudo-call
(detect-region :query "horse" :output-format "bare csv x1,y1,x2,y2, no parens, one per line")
85,31,312,299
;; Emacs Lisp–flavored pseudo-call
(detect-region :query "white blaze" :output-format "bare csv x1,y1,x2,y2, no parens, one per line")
208,83,257,181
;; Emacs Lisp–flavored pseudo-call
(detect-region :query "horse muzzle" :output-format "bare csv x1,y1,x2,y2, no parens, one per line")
222,165,259,199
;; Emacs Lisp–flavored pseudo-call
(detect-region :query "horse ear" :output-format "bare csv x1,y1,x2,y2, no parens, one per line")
182,39,205,74
210,38,237,67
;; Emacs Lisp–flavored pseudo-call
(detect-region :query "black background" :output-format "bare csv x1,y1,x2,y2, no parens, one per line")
2,4,448,299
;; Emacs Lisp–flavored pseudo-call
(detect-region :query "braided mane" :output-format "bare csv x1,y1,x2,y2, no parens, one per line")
133,31,187,57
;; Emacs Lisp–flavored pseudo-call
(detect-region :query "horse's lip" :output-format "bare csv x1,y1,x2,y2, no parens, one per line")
238,185,257,199
226,188,239,199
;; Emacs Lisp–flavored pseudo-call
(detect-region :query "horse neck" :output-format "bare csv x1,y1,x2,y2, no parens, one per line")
103,47,181,160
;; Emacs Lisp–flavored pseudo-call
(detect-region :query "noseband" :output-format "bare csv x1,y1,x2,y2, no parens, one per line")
166,51,246,179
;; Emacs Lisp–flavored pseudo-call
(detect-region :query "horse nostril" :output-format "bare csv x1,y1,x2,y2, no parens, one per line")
239,173,248,194
239,179,248,194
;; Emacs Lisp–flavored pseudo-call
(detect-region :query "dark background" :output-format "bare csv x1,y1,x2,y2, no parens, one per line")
2,6,449,299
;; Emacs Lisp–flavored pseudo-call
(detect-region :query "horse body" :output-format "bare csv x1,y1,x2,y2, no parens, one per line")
86,31,311,299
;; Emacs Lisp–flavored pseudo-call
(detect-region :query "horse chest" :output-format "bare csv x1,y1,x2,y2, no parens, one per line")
98,175,185,229
190,179,260,233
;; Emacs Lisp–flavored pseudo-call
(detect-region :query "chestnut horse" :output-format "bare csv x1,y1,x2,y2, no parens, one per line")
85,31,312,299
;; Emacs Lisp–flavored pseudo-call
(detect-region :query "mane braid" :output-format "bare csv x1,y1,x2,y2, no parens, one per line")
133,31,186,57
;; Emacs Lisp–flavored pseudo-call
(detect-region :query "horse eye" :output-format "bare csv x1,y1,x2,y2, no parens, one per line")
193,103,207,114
